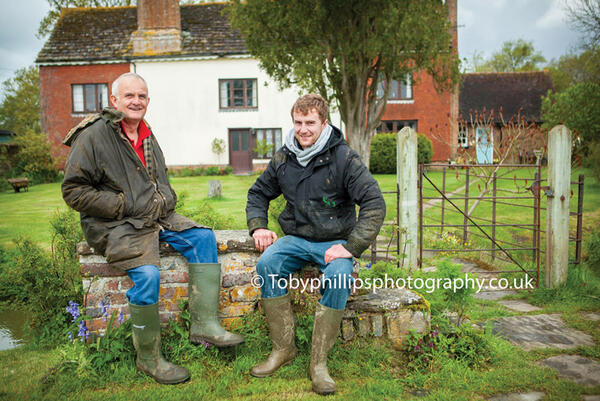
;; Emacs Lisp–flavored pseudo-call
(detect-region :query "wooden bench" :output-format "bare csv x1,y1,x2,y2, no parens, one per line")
7,178,30,193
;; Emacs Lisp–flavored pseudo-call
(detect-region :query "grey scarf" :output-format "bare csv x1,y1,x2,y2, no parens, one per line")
284,124,333,167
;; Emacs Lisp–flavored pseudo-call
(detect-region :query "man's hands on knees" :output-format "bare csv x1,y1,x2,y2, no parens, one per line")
324,244,353,264
252,229,278,252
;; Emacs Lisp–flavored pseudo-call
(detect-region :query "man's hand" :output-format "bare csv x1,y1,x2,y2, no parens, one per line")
324,244,353,264
252,229,278,252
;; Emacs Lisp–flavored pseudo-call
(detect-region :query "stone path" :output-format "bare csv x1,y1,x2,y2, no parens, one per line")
538,355,600,387
486,392,545,401
489,314,594,351
497,300,541,312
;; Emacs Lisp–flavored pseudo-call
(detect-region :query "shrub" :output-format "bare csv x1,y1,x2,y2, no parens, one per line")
584,226,600,275
369,132,433,173
13,130,59,184
205,166,220,176
417,133,433,164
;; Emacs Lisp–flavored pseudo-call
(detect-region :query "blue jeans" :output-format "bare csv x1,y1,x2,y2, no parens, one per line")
256,235,354,310
126,227,217,305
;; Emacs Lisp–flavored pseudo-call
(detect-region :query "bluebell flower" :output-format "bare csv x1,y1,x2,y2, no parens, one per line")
118,311,125,325
66,300,80,321
366,263,372,269
78,320,89,341
67,331,73,342
100,300,109,322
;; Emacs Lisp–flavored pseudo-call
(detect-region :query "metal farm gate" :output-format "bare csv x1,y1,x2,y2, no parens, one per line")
369,162,585,288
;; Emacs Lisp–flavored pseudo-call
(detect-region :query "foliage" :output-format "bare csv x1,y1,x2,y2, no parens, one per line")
227,0,459,167
583,225,600,274
565,0,600,50
475,39,546,72
0,66,41,135
588,140,600,180
417,133,433,165
170,165,233,177
211,138,226,164
541,82,600,157
0,209,83,346
547,48,600,92
253,139,274,158
434,258,476,324
12,130,60,184
175,190,234,230
369,132,434,174
267,194,286,237
404,318,494,372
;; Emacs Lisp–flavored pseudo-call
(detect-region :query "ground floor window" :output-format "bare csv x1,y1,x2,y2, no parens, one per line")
253,128,282,158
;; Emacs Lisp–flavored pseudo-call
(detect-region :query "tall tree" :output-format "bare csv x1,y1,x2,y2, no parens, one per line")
565,0,600,50
547,49,600,92
477,39,546,72
227,0,459,167
0,66,41,135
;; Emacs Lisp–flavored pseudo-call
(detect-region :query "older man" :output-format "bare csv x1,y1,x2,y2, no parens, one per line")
62,72,243,384
246,94,385,395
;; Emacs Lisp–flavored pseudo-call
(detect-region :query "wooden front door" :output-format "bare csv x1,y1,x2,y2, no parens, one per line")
229,129,252,173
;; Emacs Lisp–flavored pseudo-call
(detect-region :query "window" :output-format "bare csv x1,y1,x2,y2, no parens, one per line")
219,79,258,109
253,128,282,158
376,120,417,133
72,83,108,113
376,74,412,100
458,128,469,148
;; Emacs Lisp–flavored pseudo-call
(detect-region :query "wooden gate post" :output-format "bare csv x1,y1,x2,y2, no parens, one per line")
397,127,418,269
546,125,572,288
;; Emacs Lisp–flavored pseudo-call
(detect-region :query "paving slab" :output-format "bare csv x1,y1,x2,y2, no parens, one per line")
582,312,600,322
490,314,595,351
583,396,600,401
538,355,600,387
498,300,542,313
486,392,545,401
474,290,517,300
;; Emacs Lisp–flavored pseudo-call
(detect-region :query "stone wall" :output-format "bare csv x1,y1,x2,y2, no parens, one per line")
79,230,429,347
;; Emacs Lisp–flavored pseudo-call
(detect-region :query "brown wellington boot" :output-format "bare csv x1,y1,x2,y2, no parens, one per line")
129,302,190,384
309,303,344,395
188,263,244,347
250,293,298,377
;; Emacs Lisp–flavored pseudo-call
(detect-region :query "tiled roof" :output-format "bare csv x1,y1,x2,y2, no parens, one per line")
459,71,554,124
36,3,247,63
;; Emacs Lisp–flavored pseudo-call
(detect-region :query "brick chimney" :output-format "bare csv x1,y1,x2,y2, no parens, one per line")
132,0,181,55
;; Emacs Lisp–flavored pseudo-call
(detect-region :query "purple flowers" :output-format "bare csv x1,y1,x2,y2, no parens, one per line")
67,331,73,342
366,263,372,269
100,300,109,322
66,300,81,322
198,339,212,349
118,311,125,325
78,320,90,341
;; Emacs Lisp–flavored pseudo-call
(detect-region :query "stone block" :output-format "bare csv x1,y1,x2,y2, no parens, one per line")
342,319,355,342
347,288,425,313
371,315,383,337
357,314,371,337
385,310,429,349
161,271,188,284
218,302,255,318
222,271,254,287
230,284,260,303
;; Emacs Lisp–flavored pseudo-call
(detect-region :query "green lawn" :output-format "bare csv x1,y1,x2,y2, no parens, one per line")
0,168,598,251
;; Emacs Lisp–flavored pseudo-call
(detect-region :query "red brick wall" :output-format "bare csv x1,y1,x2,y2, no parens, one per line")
380,71,453,161
39,64,130,168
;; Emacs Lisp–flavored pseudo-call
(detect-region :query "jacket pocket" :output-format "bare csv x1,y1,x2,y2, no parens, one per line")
105,224,145,264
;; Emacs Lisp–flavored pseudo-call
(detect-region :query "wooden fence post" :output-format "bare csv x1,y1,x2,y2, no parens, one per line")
397,127,418,269
545,125,572,288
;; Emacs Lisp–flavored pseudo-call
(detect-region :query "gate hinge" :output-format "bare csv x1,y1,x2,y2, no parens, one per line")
540,186,554,198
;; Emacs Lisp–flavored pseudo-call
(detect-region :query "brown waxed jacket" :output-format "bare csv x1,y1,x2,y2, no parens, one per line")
61,108,203,270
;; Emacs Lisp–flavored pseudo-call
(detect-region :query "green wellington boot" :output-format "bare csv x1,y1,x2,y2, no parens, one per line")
250,293,298,377
129,302,190,384
309,303,344,395
188,263,244,347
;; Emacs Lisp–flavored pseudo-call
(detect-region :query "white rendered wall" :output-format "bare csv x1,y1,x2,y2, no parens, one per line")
133,57,342,166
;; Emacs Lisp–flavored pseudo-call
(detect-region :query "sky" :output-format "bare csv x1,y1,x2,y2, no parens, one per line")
0,0,585,97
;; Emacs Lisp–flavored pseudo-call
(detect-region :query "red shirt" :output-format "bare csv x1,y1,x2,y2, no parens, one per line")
121,120,151,167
